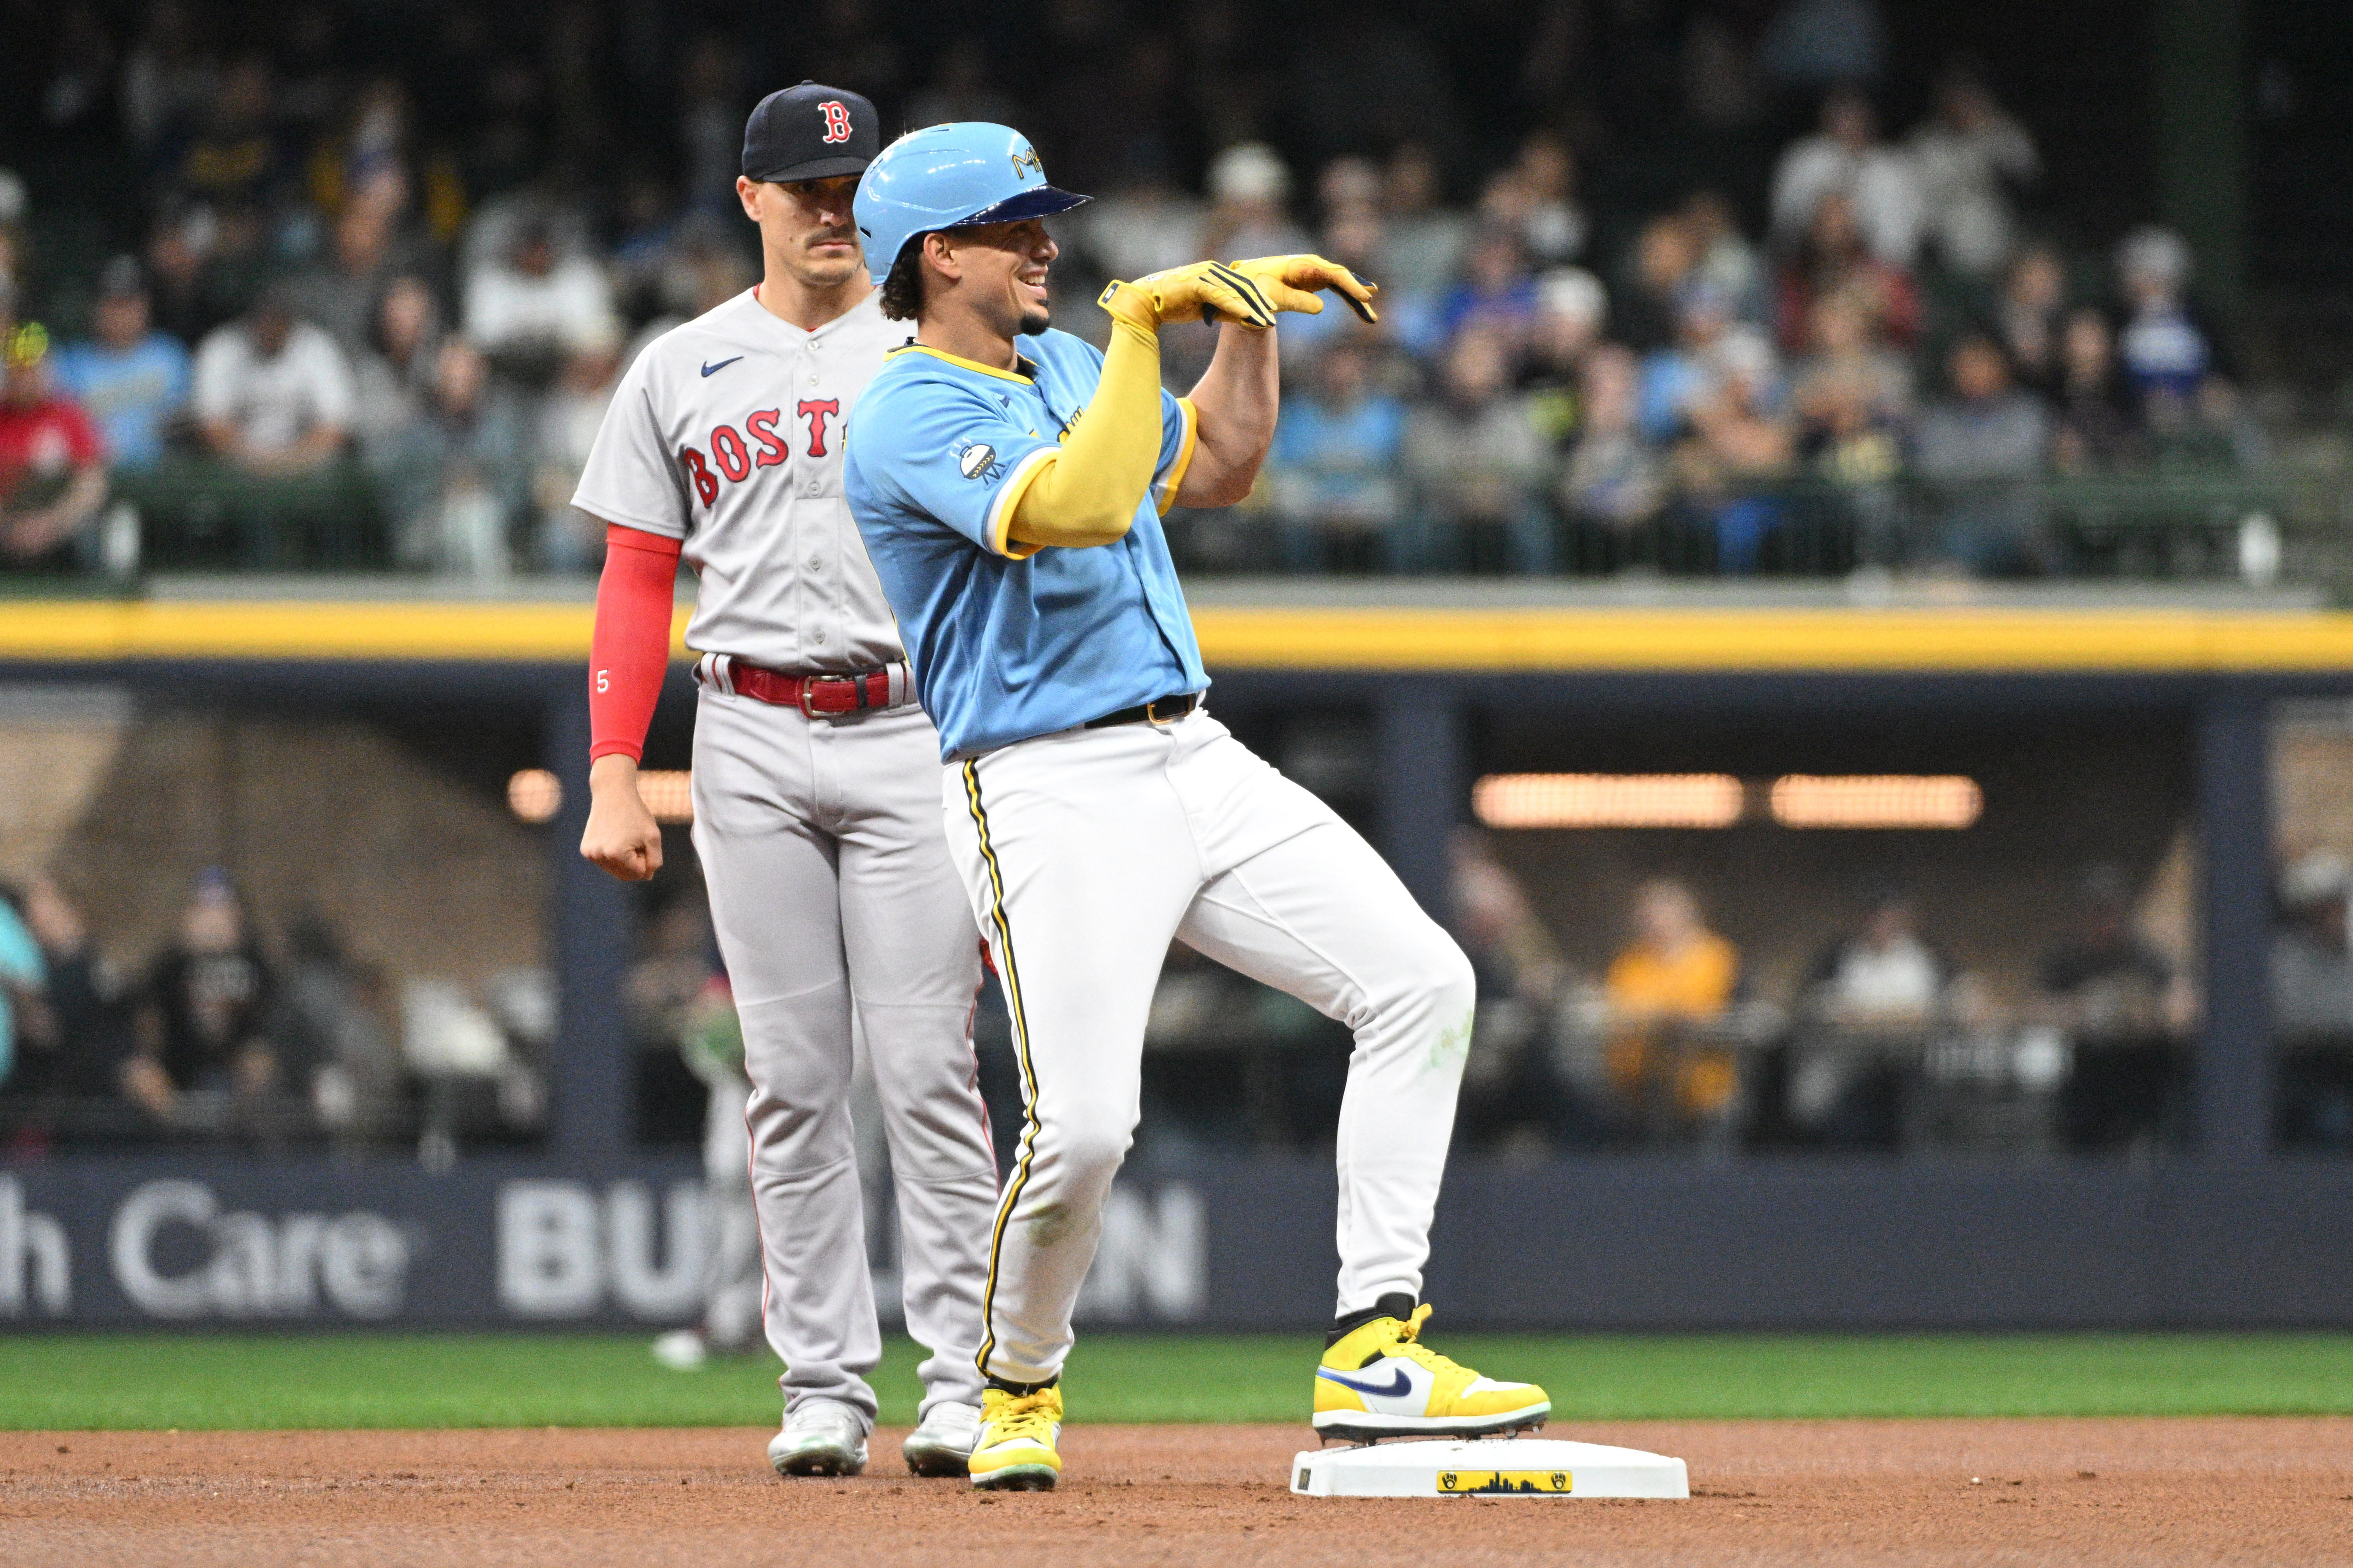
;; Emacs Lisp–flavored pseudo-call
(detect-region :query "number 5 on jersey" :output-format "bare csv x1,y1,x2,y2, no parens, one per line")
680,400,840,508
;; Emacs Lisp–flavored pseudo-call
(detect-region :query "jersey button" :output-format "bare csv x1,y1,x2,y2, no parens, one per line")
807,555,823,570
812,629,828,644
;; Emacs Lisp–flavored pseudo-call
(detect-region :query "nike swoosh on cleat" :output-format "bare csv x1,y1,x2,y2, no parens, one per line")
701,357,744,376
1316,1366,1413,1398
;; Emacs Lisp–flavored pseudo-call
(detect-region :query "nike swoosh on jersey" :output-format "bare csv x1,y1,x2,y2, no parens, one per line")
701,357,744,377
1316,1366,1413,1398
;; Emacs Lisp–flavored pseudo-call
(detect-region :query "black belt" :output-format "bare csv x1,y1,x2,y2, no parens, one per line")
1085,692,1201,729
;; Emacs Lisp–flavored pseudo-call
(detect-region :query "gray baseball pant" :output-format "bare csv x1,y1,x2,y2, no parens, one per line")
690,686,999,1426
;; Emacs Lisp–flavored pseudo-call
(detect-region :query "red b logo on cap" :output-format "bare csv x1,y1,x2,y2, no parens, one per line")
819,101,852,144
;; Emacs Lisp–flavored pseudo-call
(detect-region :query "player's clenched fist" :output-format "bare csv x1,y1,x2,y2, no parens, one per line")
1098,261,1278,334
580,754,665,881
1228,254,1380,324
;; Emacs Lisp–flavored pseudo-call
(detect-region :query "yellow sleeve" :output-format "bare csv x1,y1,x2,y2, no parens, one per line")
1005,318,1166,550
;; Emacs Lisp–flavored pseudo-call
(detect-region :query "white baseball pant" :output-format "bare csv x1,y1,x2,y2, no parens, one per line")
691,687,1000,1425
942,709,1475,1386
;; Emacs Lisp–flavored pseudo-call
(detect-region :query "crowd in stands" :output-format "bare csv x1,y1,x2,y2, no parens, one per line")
0,2,2270,581
1443,838,2228,1156
6,839,2352,1155
0,867,547,1157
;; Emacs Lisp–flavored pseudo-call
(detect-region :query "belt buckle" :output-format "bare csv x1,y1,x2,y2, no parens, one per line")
1145,695,1187,726
800,673,865,720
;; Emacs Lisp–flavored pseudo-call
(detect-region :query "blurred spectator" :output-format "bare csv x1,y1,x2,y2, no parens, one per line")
169,55,287,212
626,897,719,1053
2052,308,2145,474
1073,146,1206,284
1792,288,1911,435
2273,851,2353,1043
1791,291,1906,558
1199,144,1309,265
1602,878,1743,1136
533,343,622,572
1638,284,1736,443
1787,889,1951,1140
192,282,354,474
124,870,281,1126
1402,327,1557,573
1674,327,1794,572
1376,144,1469,300
2038,865,2193,1151
1616,213,1701,354
1683,191,1768,324
1774,189,1920,355
2040,867,2193,1034
1906,66,2039,277
1992,244,2068,398
1559,344,1665,530
462,217,620,380
0,324,112,568
274,910,404,1147
2113,227,2211,422
1913,333,2049,573
370,337,530,578
1277,158,1384,356
18,874,123,1100
1768,88,1922,268
1449,830,1572,1150
651,972,764,1367
286,191,423,355
1267,340,1409,573
0,884,45,1089
143,203,229,346
1521,267,1608,445
51,258,191,472
1436,228,1540,355
350,275,442,448
1481,131,1586,268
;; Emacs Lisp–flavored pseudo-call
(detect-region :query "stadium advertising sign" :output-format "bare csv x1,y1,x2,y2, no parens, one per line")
0,1164,1229,1330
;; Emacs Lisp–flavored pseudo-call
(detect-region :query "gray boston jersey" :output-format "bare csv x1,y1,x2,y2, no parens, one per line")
573,289,907,671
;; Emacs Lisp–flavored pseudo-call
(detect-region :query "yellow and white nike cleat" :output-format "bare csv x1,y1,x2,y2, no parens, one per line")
969,1384,1064,1491
1313,1298,1550,1442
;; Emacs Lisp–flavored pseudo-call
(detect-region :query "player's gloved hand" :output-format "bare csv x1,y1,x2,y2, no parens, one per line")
1227,255,1380,324
1098,261,1278,335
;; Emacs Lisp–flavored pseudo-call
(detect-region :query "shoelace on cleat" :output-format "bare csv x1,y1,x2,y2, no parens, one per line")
1376,1303,1477,1379
983,1392,1059,1448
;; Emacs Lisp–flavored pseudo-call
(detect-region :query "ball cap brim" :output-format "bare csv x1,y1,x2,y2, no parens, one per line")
956,186,1091,226
748,153,872,185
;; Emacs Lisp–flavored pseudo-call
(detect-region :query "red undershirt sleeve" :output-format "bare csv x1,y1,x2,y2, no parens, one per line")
588,523,684,764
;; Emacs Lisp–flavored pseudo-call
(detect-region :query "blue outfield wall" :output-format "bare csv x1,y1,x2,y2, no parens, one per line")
2,1154,2350,1331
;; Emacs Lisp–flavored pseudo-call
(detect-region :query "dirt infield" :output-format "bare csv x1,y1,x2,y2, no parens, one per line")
3,1419,2349,1567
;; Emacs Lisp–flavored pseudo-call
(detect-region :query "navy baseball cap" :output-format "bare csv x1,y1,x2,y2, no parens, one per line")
742,82,881,184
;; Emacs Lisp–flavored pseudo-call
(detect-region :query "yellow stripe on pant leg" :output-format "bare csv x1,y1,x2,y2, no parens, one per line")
964,758,1042,1381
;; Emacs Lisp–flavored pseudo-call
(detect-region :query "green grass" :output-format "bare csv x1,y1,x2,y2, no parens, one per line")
4,1332,2352,1430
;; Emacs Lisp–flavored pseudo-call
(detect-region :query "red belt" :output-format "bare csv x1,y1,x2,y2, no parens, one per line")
696,653,914,717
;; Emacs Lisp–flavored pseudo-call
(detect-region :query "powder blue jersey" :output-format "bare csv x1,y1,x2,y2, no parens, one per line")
843,330,1206,759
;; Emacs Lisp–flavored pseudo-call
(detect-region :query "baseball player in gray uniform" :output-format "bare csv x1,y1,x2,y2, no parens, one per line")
573,83,999,1479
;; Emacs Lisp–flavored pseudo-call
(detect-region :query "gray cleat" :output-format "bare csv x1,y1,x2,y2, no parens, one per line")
767,1399,870,1478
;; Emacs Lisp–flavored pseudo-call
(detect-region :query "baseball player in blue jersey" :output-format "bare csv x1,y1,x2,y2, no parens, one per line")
843,124,1550,1491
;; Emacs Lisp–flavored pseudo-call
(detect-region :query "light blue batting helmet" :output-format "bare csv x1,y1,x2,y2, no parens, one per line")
854,123,1090,286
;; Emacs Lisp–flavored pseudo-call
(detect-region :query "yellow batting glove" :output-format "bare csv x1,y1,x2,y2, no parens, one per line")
1228,255,1380,324
1099,261,1278,335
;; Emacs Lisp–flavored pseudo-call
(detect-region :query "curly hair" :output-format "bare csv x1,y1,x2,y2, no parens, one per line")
877,240,929,322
